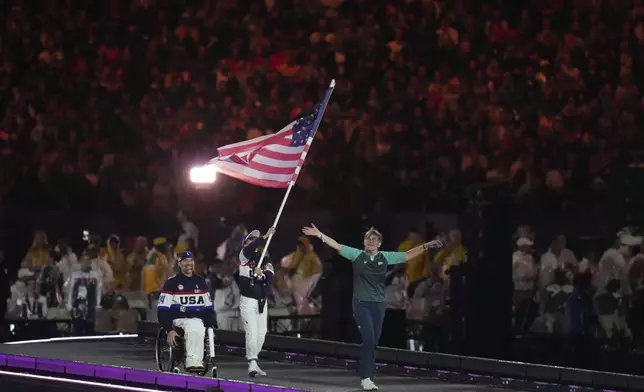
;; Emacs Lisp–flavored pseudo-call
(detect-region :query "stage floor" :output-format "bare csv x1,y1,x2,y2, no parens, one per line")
0,339,512,392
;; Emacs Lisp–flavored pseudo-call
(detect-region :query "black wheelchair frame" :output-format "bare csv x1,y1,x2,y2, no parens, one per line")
155,326,217,378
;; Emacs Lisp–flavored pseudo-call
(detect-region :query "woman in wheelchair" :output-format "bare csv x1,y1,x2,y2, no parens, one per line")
157,251,215,374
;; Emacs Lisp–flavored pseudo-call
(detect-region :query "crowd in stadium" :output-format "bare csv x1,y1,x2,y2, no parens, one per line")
2,0,644,352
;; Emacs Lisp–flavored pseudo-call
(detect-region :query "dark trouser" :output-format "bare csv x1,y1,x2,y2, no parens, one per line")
352,299,386,380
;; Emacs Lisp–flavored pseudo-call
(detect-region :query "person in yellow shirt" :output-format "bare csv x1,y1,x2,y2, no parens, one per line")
125,237,148,291
142,237,170,320
398,231,427,284
281,236,323,315
22,231,50,270
104,235,126,290
434,229,467,279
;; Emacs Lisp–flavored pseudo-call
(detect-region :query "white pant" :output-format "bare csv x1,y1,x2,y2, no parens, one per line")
173,318,205,368
240,295,268,361
216,309,240,331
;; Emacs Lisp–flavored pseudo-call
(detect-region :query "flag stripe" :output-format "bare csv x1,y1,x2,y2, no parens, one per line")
255,148,302,161
252,154,300,168
218,127,293,157
214,160,293,187
245,159,300,175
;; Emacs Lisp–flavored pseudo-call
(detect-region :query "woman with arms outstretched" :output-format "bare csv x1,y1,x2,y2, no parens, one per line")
302,224,443,391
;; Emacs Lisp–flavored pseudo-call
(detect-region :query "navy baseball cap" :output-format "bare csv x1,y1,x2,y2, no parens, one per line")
177,251,194,262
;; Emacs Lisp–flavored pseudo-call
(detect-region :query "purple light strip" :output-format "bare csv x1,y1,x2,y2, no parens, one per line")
0,354,309,392
0,369,161,392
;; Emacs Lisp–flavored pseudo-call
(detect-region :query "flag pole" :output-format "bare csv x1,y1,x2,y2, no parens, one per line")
257,79,336,268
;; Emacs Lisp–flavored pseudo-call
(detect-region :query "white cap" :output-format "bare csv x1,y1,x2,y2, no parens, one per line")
517,237,534,247
242,230,261,245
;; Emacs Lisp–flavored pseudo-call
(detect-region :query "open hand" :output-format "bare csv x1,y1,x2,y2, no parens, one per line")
424,239,444,249
167,330,179,347
302,224,321,238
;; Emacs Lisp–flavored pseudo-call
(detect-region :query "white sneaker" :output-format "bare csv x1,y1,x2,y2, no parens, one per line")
361,378,378,391
255,364,267,376
248,360,266,377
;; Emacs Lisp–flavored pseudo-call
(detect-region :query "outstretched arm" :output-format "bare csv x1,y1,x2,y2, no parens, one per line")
302,224,341,252
404,239,444,261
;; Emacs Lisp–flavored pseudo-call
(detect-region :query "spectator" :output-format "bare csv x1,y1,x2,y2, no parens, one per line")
124,236,148,292
268,263,296,334
67,254,102,336
37,252,62,308
539,235,578,291
177,210,200,250
211,260,241,331
142,237,170,321
56,239,79,285
434,230,466,280
22,231,49,270
104,235,126,290
86,244,114,290
13,276,47,320
280,236,322,315
512,237,538,334
398,231,427,285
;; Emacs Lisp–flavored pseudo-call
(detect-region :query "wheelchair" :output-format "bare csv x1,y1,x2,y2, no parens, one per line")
155,326,217,378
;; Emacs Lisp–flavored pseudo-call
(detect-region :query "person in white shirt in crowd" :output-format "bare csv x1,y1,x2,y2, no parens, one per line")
578,248,600,278
85,244,113,291
594,229,637,339
13,276,48,320
408,263,447,352
539,234,578,291
211,260,241,331
596,229,637,296
512,237,538,334
67,254,103,335
56,238,79,285
7,268,35,315
177,209,200,249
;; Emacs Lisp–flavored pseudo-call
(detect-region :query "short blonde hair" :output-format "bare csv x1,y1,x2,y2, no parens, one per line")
364,227,382,242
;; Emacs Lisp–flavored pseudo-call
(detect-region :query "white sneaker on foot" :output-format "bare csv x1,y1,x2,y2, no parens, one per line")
255,363,267,376
361,378,378,391
248,360,267,377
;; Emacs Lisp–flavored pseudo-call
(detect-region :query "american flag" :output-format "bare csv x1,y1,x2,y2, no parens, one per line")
210,86,334,188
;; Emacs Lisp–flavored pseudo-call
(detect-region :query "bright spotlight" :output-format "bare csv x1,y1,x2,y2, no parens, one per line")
189,164,217,184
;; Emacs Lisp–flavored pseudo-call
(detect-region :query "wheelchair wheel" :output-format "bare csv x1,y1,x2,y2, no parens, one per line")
156,328,180,372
